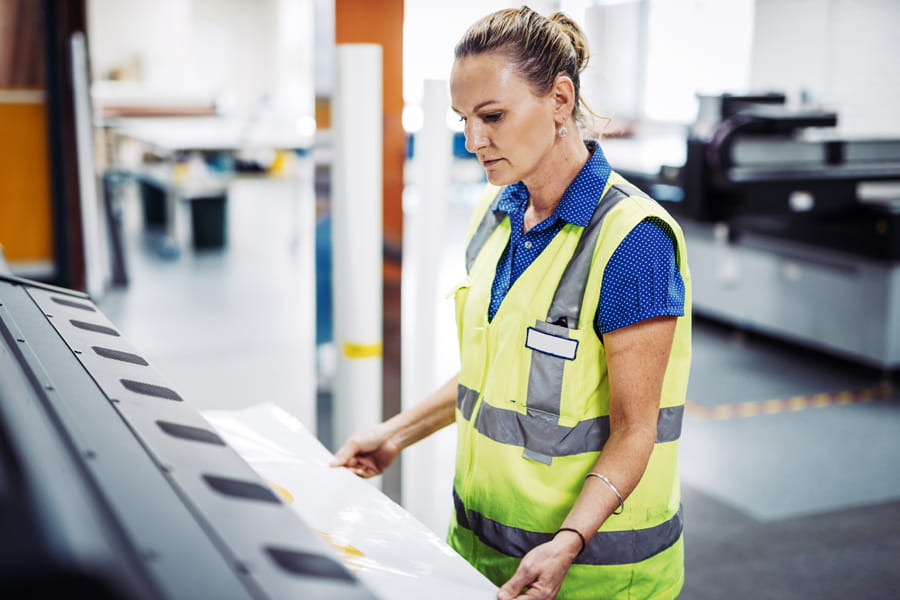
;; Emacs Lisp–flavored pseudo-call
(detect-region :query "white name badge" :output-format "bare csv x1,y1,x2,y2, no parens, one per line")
525,327,578,360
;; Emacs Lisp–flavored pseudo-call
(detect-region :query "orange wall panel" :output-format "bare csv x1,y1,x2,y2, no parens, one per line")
335,0,405,255
0,100,52,262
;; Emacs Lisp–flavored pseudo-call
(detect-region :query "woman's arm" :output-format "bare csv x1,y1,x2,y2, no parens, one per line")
330,373,459,477
498,315,677,600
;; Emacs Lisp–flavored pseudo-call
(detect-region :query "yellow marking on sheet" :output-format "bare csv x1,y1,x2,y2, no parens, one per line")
316,530,366,572
264,479,294,504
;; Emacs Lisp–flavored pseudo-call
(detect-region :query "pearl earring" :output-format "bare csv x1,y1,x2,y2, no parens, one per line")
559,126,568,138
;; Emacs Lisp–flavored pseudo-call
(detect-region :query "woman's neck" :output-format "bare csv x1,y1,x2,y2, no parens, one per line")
523,131,591,221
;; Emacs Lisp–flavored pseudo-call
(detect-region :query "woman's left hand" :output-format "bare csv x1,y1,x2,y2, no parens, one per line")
496,535,579,600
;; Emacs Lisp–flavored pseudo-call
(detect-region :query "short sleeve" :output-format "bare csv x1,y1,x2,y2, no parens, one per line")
596,219,685,335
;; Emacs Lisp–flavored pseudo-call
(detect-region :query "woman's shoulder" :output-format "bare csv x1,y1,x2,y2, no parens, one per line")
606,171,682,227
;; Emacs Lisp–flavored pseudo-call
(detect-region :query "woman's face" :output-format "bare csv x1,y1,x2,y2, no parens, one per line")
450,52,557,187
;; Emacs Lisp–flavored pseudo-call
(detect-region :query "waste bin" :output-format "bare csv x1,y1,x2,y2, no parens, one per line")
139,177,168,228
187,192,228,249
189,194,228,249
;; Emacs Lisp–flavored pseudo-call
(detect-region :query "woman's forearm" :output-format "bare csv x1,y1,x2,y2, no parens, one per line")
557,316,677,543
382,373,459,450
558,424,657,544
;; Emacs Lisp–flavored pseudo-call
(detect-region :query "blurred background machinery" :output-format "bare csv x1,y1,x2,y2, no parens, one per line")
606,92,900,369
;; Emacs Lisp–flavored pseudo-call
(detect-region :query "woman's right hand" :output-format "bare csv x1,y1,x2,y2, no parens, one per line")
329,425,401,478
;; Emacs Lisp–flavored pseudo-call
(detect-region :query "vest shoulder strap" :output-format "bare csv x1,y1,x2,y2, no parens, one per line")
465,188,504,273
547,183,641,327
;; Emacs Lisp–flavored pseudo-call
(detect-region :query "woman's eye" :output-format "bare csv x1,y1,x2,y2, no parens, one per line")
483,113,502,122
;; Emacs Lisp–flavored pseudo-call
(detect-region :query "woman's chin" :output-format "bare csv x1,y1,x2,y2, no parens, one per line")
484,169,515,187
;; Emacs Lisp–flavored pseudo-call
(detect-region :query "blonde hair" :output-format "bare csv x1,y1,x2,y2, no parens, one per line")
454,6,592,126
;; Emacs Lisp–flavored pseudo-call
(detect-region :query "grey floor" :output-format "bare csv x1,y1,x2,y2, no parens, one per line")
97,172,900,600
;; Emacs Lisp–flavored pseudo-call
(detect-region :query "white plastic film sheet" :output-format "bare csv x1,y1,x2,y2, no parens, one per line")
201,403,498,599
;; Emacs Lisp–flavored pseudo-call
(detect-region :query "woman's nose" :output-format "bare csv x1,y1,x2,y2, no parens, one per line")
465,123,487,154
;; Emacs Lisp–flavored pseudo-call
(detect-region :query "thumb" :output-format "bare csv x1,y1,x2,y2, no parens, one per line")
329,441,359,467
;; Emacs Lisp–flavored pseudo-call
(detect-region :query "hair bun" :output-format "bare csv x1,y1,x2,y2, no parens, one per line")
548,11,589,73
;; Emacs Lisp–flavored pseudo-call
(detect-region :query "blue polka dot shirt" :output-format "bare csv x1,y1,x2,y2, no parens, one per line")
488,141,685,336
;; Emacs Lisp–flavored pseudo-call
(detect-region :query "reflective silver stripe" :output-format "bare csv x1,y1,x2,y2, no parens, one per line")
546,184,641,328
456,384,479,421
526,319,573,416
465,194,504,273
470,402,682,456
656,404,684,443
453,488,682,566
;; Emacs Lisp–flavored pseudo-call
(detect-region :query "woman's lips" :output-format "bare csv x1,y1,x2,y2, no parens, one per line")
482,158,501,167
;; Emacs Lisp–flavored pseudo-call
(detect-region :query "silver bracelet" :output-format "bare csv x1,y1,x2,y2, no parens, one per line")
586,472,625,515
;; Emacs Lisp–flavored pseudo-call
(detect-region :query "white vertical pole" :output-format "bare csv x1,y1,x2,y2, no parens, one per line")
71,32,108,298
401,79,454,533
293,148,318,433
331,45,384,477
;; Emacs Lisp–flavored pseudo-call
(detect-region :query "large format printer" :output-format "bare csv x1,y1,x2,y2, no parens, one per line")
0,270,381,599
605,93,900,369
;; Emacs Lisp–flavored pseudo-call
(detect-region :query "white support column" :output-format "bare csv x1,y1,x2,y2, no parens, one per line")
291,147,318,433
401,79,455,533
331,45,384,478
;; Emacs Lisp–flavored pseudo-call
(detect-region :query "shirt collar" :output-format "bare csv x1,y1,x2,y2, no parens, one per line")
494,140,611,228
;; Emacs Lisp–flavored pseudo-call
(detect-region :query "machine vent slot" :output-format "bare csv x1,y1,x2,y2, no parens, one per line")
120,379,183,401
266,547,356,582
202,475,280,503
51,296,96,312
70,319,120,336
157,421,226,446
93,346,149,366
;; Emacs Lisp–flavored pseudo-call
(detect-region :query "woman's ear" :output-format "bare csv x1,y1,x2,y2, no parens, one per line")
552,74,576,124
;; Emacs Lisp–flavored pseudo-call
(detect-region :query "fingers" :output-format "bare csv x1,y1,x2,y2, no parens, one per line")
497,564,534,600
330,443,383,478
498,546,569,600
498,582,554,600
343,461,381,478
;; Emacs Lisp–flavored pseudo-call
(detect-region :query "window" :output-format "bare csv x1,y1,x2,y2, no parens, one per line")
643,0,755,123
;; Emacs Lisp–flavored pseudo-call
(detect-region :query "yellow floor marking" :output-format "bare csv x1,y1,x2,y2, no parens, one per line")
686,382,893,421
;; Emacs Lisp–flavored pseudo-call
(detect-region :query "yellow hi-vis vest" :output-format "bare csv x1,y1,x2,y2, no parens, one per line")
448,171,692,600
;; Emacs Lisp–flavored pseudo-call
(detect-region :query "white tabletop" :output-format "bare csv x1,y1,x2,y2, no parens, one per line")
601,134,687,176
111,116,314,153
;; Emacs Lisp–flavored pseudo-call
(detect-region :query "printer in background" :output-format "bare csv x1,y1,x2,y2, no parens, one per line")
605,92,900,369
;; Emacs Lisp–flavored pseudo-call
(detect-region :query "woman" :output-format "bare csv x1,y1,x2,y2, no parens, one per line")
332,6,691,599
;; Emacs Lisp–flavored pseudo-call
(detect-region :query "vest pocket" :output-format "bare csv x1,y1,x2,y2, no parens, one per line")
452,278,489,389
521,319,580,464
449,278,471,331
